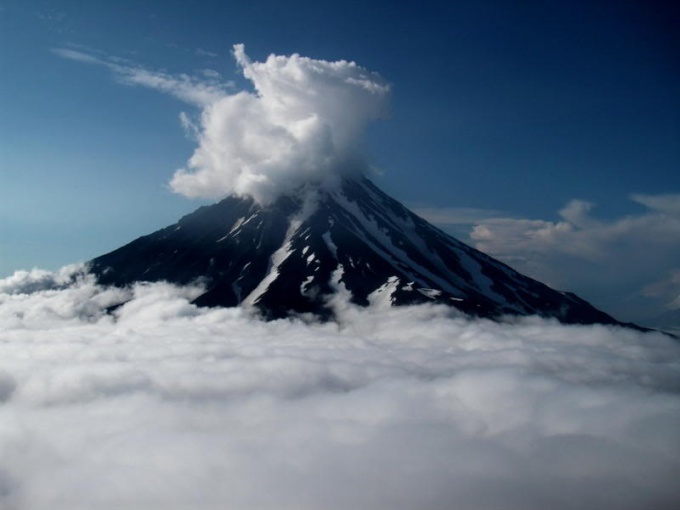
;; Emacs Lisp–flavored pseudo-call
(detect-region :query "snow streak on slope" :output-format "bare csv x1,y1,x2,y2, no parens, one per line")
331,186,467,298
0,268,679,510
243,195,319,307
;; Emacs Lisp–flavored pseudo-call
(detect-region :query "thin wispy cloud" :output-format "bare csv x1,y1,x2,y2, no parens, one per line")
53,44,392,205
200,68,221,79
52,47,229,106
195,48,219,58
51,47,101,65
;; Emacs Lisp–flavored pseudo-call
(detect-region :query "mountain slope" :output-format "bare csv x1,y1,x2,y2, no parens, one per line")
90,177,619,324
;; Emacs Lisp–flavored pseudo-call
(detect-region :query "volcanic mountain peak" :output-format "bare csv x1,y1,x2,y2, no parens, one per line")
90,176,619,325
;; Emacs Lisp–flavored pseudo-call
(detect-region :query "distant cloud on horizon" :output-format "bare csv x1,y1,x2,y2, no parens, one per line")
421,194,680,322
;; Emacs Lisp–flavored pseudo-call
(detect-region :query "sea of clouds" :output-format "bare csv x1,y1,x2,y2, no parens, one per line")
1,265,679,509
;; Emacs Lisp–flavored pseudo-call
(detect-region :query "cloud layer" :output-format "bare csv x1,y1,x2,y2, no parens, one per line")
1,268,679,509
419,194,680,323
54,44,391,205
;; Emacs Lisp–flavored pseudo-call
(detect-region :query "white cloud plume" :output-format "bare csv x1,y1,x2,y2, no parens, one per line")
1,268,679,509
170,44,391,204
53,44,391,205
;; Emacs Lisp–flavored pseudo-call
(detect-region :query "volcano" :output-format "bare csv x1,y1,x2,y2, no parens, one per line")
90,177,619,324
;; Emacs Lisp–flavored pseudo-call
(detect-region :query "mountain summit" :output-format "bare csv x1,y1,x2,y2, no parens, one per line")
90,177,619,324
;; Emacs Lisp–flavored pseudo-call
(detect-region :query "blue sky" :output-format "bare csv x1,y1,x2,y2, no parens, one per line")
1,0,678,322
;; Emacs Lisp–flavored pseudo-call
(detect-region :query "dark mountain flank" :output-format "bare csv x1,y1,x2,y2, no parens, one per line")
90,177,620,324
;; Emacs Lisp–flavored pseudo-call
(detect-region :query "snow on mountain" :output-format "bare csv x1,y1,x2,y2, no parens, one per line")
90,177,622,324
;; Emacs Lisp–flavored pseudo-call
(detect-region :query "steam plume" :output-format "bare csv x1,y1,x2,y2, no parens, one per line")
170,44,391,204
53,44,391,205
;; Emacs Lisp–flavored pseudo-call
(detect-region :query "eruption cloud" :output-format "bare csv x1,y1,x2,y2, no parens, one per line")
1,267,679,509
170,44,391,204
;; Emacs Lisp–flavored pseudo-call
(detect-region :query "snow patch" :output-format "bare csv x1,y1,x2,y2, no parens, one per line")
368,276,400,307
333,190,465,298
300,274,324,300
228,216,246,234
243,196,319,307
243,242,293,306
457,252,515,310
417,288,442,300
322,232,338,259
243,231,297,306
239,212,260,229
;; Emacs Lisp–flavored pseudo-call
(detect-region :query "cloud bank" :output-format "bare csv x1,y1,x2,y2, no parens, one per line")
1,268,679,509
471,194,680,266
420,194,680,323
54,44,391,205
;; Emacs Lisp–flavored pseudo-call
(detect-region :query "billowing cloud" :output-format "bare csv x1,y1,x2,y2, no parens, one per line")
469,194,680,264
54,44,391,205
1,268,679,509
418,194,680,322
170,44,391,204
